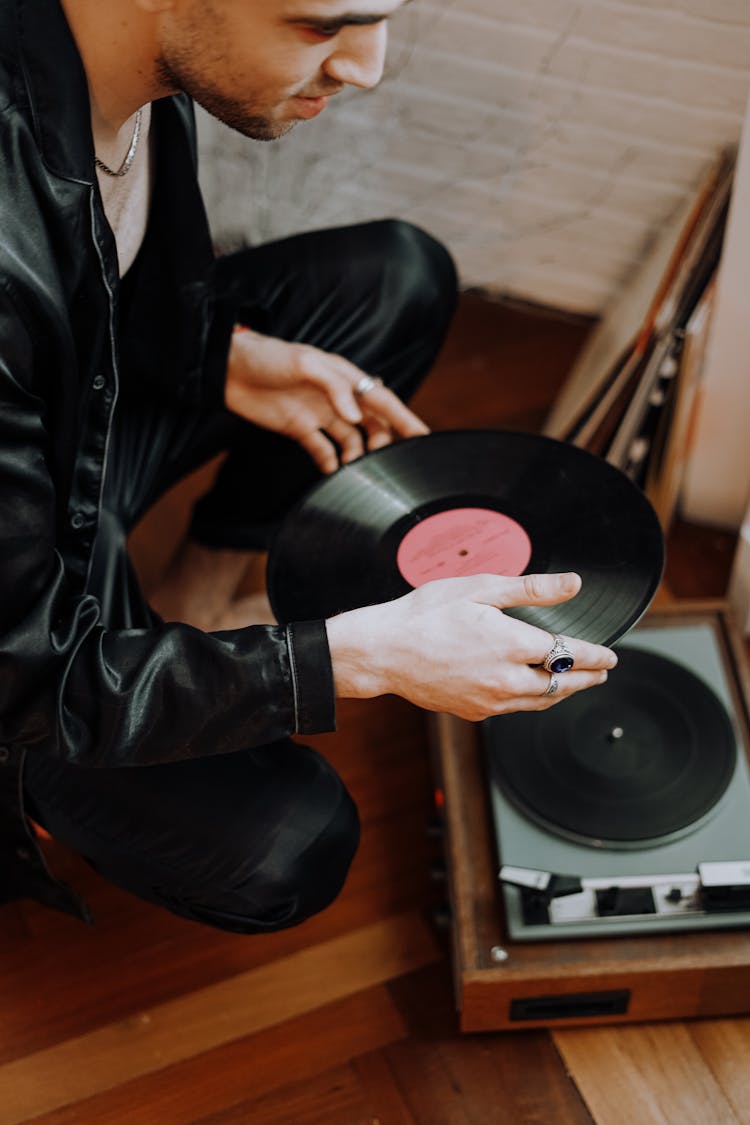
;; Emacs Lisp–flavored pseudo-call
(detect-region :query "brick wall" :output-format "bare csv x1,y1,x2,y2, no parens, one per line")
196,0,750,314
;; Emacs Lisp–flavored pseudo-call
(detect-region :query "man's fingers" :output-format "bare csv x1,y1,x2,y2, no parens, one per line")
475,572,618,671
466,667,610,720
359,383,429,437
325,355,429,437
298,352,363,424
527,666,609,698
299,348,429,440
530,631,618,673
409,572,617,672
326,417,365,464
362,414,394,452
479,571,583,610
298,428,340,474
498,661,610,699
495,673,609,714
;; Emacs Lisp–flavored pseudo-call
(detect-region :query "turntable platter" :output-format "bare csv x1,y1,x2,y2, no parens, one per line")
485,646,737,848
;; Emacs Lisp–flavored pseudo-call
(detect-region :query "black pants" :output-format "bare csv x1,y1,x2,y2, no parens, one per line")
23,220,458,933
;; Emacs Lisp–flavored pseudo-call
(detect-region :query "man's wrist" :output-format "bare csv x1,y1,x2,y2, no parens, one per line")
325,606,392,700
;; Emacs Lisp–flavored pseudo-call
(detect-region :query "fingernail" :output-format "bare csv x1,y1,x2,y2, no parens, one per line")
560,572,581,592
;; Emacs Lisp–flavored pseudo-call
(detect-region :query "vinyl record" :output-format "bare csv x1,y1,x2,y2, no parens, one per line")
484,645,737,848
267,429,665,644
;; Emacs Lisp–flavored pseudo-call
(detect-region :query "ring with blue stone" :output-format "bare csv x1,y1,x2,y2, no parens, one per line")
543,634,575,674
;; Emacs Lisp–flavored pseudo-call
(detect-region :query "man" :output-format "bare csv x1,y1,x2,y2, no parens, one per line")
0,0,617,931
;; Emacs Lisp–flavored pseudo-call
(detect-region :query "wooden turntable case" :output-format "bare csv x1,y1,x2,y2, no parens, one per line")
430,602,750,1032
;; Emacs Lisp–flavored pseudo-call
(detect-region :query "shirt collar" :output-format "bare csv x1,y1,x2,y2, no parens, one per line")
15,0,96,183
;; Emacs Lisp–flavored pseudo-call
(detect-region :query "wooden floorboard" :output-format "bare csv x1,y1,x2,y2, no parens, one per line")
384,966,593,1125
554,1022,745,1125
689,1019,750,1119
16,986,411,1125
2,293,746,1124
2,914,436,1123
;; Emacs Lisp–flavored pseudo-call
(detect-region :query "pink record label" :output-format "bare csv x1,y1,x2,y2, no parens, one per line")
396,507,532,587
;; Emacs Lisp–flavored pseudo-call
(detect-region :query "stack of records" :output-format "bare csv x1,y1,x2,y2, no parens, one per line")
544,151,735,530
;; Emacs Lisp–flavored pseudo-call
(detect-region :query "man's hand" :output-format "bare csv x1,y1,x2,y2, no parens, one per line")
225,327,428,473
325,572,618,721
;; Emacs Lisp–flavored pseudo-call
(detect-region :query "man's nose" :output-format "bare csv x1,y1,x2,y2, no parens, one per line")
324,23,388,90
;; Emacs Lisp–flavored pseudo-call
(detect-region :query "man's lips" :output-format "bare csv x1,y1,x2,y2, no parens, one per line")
292,94,331,119
291,87,342,119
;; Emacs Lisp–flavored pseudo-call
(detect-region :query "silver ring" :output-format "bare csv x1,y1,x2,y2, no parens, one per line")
542,634,575,674
354,374,383,398
544,673,559,696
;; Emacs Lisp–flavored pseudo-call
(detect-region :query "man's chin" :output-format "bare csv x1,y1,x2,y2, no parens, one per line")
195,96,297,142
233,116,298,142
248,121,298,142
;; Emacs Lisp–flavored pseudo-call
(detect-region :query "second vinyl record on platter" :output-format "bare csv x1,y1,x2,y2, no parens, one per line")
267,429,665,645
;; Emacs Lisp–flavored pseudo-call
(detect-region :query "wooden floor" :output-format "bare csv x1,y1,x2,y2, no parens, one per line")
0,294,745,1124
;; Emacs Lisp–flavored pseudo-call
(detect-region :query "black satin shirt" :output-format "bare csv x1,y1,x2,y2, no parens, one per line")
0,0,336,918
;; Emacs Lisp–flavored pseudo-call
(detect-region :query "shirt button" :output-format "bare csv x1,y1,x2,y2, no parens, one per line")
92,375,106,391
70,512,85,529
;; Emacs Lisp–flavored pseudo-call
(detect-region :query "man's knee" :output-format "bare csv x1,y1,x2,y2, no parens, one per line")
28,741,362,936
185,760,361,934
365,218,458,323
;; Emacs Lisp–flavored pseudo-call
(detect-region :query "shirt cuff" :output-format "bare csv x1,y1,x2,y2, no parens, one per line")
285,620,337,734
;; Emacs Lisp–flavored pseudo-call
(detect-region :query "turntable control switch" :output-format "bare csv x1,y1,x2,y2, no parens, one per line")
595,886,656,917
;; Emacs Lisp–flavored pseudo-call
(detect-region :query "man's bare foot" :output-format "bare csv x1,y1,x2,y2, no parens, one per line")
150,542,276,630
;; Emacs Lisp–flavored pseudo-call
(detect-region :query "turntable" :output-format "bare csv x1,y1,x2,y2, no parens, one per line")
429,604,750,1030
265,433,750,1026
485,616,750,941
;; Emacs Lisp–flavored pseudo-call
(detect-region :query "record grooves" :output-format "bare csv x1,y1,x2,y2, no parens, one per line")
268,429,665,645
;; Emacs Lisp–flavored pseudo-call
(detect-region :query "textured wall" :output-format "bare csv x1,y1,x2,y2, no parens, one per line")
196,0,750,314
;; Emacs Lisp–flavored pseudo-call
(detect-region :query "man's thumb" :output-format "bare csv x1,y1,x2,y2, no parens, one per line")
495,571,582,608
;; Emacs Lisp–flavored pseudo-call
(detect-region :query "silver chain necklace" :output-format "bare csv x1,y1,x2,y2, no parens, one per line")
94,107,143,178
